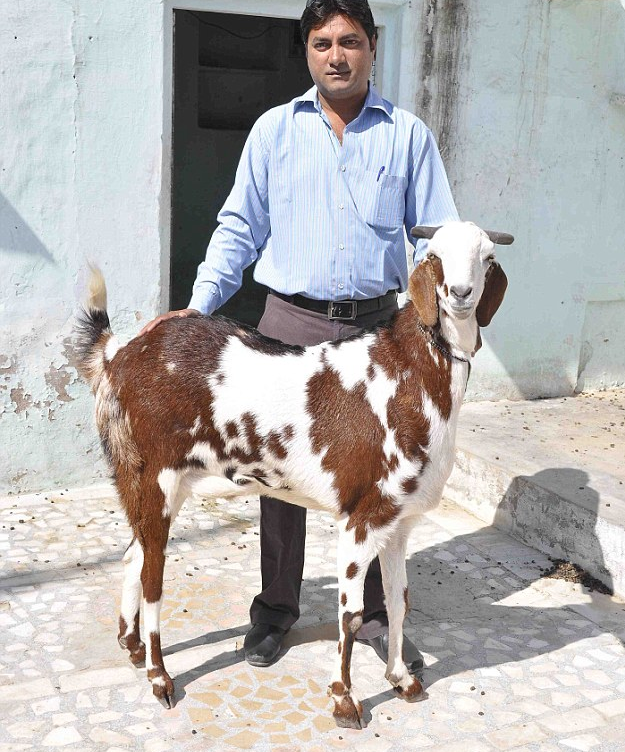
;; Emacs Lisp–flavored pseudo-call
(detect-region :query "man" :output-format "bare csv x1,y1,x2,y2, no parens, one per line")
142,0,458,670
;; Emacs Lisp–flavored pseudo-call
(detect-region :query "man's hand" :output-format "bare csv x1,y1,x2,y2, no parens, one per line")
138,308,202,336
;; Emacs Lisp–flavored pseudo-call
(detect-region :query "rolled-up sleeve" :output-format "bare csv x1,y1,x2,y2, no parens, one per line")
188,117,272,314
405,126,459,263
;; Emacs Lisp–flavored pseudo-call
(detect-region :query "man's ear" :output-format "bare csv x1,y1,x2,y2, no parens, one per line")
408,257,442,327
476,262,508,327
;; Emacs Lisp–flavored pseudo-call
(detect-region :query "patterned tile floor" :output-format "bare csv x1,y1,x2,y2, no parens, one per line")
1,486,625,751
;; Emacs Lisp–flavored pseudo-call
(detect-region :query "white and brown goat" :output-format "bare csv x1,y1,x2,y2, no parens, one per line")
75,221,512,728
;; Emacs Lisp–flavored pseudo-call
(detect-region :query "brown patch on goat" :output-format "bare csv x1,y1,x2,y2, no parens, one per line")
341,592,347,607
340,610,363,690
402,476,418,495
386,453,399,473
404,587,409,615
346,563,358,580
267,431,288,460
240,413,264,461
147,632,164,673
118,614,145,665
370,304,452,423
307,365,395,532
348,490,398,544
225,421,239,439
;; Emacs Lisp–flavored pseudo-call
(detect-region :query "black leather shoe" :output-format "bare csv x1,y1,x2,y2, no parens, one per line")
356,631,425,676
243,624,287,667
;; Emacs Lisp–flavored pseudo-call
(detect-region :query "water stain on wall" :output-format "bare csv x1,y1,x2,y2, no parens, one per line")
418,0,469,159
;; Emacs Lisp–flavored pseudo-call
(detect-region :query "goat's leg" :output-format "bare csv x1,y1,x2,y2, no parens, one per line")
118,537,146,665
329,525,376,729
379,529,426,702
140,512,174,708
117,475,186,674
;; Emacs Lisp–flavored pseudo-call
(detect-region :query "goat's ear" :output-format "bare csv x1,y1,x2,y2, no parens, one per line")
476,262,508,327
408,257,442,327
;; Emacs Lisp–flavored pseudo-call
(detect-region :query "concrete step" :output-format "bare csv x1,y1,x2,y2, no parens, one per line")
446,390,625,597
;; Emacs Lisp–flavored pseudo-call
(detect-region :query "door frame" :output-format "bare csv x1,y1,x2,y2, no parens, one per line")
160,0,419,309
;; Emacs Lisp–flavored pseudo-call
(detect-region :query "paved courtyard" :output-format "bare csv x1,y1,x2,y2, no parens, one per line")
2,486,625,751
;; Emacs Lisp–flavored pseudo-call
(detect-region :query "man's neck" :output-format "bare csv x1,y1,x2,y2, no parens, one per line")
318,92,366,123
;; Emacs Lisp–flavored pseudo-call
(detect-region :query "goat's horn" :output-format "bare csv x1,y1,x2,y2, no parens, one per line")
485,230,514,245
410,225,441,239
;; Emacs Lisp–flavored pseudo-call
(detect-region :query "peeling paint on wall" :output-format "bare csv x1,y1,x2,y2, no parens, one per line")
45,365,74,404
9,386,34,415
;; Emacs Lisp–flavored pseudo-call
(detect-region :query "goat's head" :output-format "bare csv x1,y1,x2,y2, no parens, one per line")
408,221,512,332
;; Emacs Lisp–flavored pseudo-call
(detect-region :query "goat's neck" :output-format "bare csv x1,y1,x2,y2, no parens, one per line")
439,311,478,358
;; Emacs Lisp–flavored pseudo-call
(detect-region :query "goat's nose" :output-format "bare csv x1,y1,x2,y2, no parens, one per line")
450,285,472,300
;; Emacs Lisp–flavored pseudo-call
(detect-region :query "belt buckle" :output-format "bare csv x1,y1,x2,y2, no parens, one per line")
328,300,357,320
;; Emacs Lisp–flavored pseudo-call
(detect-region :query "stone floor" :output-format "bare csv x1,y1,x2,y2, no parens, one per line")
2,486,625,751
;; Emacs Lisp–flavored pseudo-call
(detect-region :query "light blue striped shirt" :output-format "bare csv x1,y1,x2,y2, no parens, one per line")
189,85,458,315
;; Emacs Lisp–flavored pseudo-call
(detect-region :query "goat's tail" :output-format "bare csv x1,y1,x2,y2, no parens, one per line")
74,265,115,392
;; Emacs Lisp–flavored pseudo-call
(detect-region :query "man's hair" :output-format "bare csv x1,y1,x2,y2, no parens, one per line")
300,0,377,46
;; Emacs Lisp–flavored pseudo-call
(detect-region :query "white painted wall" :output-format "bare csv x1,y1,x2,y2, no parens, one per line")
1,0,624,493
1,1,165,492
444,0,625,400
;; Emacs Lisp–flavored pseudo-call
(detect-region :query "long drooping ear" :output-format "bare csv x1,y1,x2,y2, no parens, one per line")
408,256,443,327
476,262,508,326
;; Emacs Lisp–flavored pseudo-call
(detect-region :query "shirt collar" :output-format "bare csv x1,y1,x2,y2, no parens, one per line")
293,84,394,121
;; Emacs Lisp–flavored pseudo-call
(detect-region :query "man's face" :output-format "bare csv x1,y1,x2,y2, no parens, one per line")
306,14,376,104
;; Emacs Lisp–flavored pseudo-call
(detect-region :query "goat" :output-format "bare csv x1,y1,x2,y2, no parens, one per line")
74,220,512,729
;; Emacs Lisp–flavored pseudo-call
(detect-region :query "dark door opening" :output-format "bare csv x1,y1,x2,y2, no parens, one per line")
171,10,312,326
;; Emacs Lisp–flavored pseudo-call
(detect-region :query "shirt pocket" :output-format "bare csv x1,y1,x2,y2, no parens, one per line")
348,168,407,230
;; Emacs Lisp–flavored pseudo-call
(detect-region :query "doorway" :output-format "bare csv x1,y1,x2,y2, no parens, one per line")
170,10,312,325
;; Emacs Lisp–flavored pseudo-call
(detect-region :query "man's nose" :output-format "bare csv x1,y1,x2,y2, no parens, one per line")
328,44,345,65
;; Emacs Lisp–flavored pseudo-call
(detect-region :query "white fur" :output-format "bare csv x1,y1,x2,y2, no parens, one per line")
143,597,163,670
104,336,122,362
324,334,376,390
189,415,202,437
158,468,183,519
120,539,143,637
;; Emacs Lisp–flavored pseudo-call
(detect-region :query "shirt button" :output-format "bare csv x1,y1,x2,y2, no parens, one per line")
339,244,345,250
338,283,344,290
340,165,346,172
339,204,344,210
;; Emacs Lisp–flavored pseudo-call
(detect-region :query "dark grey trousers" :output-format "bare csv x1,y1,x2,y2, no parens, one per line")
249,292,399,638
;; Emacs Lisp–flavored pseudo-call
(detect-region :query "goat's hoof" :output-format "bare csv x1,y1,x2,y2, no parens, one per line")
129,644,146,666
393,677,427,703
332,695,363,729
119,635,146,665
150,673,175,709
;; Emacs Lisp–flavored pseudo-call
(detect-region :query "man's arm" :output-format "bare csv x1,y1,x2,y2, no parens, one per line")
139,117,272,334
405,126,459,263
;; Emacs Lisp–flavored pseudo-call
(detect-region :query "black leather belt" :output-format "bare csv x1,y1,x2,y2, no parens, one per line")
271,290,397,320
